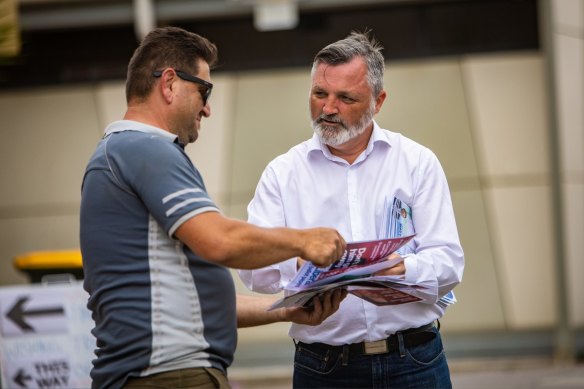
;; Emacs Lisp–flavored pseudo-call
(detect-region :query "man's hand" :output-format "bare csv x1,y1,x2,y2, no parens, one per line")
280,288,347,325
300,228,346,268
374,253,405,277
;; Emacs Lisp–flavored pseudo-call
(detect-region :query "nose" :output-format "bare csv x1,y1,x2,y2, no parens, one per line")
322,97,338,115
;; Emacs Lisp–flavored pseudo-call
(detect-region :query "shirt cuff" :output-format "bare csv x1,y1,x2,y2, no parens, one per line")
403,254,419,284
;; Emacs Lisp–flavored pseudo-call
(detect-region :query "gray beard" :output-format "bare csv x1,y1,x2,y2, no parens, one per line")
312,103,375,147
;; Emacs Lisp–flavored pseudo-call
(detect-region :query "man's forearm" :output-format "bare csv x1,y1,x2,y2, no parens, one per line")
236,294,285,328
176,212,345,269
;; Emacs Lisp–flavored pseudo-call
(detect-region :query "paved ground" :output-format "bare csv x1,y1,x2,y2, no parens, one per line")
450,357,584,389
229,357,584,389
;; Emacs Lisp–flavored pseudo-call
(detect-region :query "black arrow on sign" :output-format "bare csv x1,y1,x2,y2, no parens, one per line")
6,296,65,332
13,368,32,388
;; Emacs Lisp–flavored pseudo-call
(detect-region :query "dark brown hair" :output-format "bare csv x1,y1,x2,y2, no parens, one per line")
125,26,218,103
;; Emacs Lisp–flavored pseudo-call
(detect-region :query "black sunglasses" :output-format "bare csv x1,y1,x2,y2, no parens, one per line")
152,69,213,105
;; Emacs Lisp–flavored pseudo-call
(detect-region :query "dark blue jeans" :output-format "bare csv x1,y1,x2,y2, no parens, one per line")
293,326,451,389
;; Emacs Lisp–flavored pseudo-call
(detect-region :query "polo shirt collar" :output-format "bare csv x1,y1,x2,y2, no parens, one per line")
104,120,178,143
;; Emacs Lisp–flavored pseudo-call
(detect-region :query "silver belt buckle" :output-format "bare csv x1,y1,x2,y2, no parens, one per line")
363,339,388,355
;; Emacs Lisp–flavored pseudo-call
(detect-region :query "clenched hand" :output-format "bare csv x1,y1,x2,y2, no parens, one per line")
300,228,346,268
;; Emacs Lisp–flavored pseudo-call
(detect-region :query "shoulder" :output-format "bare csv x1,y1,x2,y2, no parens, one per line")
371,127,443,178
379,128,437,161
107,130,176,151
106,131,186,164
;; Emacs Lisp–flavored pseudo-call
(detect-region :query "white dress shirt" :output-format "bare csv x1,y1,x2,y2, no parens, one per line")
238,121,464,345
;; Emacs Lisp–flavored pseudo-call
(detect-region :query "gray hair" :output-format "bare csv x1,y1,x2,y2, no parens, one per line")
311,30,385,97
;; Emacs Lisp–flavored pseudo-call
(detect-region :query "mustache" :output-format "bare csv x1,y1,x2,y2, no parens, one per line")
316,114,343,125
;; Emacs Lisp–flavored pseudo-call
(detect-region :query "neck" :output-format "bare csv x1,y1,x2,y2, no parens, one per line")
124,104,168,132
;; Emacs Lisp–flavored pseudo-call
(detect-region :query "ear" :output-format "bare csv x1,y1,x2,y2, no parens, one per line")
159,69,177,104
374,90,387,114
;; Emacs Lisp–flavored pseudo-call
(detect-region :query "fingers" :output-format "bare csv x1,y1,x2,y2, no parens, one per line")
333,288,348,306
374,262,406,277
285,289,347,326
283,299,323,326
310,293,323,319
307,235,336,268
305,228,346,268
315,289,346,320
324,288,347,314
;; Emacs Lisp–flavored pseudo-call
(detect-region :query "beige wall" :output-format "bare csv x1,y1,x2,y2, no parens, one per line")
0,47,582,345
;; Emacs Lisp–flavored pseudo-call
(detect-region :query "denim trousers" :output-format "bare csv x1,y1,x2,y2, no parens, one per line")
293,326,451,389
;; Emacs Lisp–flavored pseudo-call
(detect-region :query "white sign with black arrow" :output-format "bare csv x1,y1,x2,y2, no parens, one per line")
0,281,94,389
1,292,67,336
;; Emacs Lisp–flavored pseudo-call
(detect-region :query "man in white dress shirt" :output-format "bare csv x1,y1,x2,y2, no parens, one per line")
238,31,464,388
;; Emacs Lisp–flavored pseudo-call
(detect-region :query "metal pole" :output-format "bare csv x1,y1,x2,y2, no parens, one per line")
134,0,156,41
538,0,574,364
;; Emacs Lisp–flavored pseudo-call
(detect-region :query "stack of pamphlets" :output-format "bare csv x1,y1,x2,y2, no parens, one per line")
268,235,437,310
268,195,458,310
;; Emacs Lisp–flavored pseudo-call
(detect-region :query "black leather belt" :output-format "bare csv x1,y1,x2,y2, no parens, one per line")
296,322,436,357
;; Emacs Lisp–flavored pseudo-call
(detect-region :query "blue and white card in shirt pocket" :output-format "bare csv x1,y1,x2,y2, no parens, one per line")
380,196,416,255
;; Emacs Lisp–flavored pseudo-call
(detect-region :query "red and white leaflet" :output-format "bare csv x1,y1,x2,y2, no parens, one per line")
268,272,437,311
288,235,415,291
348,287,422,306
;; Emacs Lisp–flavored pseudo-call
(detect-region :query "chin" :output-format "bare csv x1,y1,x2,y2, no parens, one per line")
316,130,350,147
187,126,200,143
